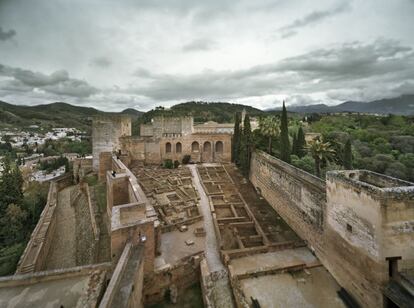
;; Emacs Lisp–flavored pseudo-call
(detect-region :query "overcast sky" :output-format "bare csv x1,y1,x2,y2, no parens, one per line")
0,0,413,111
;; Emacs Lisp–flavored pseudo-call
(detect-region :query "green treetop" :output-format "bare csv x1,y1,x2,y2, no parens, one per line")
343,138,353,169
259,116,280,156
280,101,291,163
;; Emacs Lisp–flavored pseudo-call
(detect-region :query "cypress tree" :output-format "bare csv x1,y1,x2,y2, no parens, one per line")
291,133,298,156
232,112,241,163
280,101,291,163
297,126,306,158
240,114,252,176
343,139,353,169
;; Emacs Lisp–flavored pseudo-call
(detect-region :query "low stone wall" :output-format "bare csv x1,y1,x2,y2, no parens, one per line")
16,174,73,274
82,182,100,241
200,259,213,308
250,151,326,254
200,258,235,308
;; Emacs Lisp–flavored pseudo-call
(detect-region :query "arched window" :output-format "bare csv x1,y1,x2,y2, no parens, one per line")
203,141,211,153
176,142,182,153
191,141,199,152
216,141,223,153
166,142,172,153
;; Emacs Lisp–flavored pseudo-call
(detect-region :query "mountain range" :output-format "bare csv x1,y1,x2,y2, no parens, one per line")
0,95,412,133
281,95,414,115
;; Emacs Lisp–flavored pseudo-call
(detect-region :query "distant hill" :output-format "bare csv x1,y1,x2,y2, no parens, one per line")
140,101,264,124
132,101,264,135
121,108,144,117
281,95,414,115
0,101,143,132
0,100,261,135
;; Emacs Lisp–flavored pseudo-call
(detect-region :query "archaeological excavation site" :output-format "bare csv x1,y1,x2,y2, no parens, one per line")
1,114,413,308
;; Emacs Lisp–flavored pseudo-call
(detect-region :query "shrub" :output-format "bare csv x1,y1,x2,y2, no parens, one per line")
164,159,173,169
174,160,180,168
385,162,408,180
291,155,315,174
182,155,191,164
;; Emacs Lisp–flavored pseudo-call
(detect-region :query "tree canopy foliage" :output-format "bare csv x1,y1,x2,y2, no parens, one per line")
0,156,50,276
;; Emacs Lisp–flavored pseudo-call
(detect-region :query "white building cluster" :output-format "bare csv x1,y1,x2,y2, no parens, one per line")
0,127,85,148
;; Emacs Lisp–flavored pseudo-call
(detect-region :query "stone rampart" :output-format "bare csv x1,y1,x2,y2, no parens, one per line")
249,151,326,253
16,174,73,275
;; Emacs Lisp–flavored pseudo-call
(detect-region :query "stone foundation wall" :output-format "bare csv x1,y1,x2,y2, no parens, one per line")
143,252,203,306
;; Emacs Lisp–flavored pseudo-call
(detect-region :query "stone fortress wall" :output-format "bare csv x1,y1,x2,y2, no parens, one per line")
100,115,234,165
15,174,73,274
250,150,414,307
104,155,160,274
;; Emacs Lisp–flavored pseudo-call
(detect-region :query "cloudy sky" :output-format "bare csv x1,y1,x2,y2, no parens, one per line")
0,0,413,111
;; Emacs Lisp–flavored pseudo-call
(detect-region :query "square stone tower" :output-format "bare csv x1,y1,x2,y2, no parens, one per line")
92,115,132,171
325,170,414,307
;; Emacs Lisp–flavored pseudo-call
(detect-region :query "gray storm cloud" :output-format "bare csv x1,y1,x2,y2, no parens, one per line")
129,40,414,101
0,64,98,98
0,27,16,41
0,0,413,111
278,1,352,38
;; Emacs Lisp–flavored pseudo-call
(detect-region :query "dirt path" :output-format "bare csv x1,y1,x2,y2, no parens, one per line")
45,186,76,270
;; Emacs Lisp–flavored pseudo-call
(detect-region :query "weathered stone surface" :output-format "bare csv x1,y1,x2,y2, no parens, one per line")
250,151,414,308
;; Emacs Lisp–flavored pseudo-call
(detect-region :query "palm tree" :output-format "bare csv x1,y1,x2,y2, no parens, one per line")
308,138,336,178
259,116,280,155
